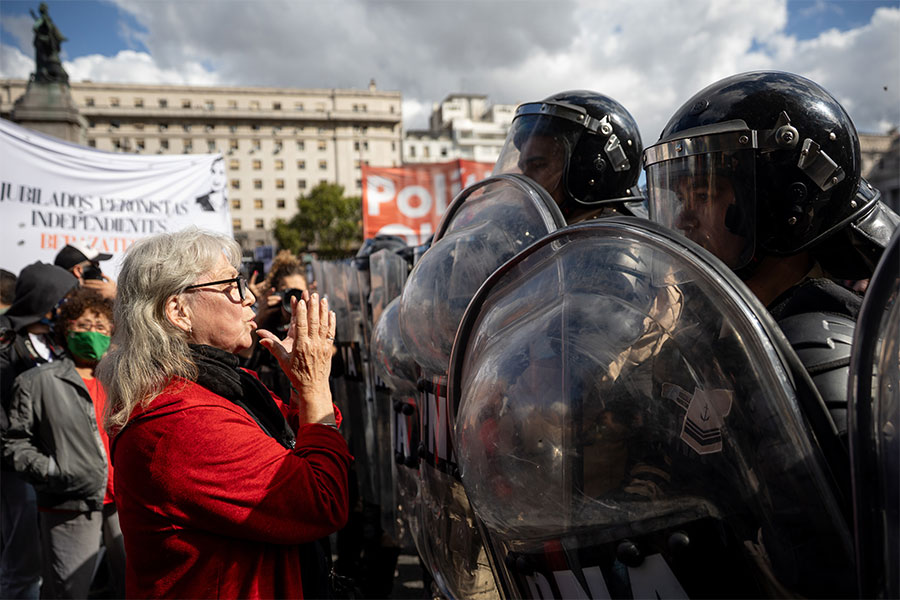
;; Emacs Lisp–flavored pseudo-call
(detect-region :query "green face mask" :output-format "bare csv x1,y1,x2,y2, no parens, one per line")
66,331,111,362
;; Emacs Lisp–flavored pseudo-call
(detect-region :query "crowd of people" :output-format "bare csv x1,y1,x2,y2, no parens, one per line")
0,68,896,599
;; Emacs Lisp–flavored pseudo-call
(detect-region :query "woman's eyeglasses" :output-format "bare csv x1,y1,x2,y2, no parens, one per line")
184,276,249,303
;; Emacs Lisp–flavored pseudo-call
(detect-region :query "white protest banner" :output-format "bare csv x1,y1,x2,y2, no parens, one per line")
0,118,231,277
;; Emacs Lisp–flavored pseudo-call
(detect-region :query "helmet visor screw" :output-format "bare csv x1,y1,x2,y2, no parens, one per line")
788,216,798,226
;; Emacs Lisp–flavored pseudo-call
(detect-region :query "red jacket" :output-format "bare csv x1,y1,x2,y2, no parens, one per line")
112,377,351,599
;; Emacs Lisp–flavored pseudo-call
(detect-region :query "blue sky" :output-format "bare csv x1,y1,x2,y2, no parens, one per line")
1,0,898,137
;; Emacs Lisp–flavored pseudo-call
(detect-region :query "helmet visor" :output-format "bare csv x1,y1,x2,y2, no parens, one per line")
646,150,756,270
493,106,586,206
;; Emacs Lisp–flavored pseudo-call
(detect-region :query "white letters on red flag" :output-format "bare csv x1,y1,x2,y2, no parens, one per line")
362,160,494,244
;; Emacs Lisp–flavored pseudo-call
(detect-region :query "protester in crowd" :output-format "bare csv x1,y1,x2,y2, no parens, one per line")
0,269,16,314
0,262,77,600
244,250,310,400
3,288,124,599
97,228,350,598
54,241,117,300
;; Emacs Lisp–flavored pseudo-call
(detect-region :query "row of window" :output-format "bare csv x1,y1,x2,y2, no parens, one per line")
231,198,288,210
105,123,373,136
84,97,388,113
229,174,328,190
233,218,268,230
89,137,384,154
408,145,450,158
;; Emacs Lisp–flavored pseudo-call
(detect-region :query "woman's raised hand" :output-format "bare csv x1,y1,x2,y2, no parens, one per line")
257,292,337,425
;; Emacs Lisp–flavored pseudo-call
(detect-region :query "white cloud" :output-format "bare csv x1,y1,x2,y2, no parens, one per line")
3,0,898,140
65,50,221,86
0,43,32,79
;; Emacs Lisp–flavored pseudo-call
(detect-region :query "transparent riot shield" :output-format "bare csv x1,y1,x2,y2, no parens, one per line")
372,297,423,556
450,217,856,599
362,249,413,544
397,175,567,599
849,226,900,599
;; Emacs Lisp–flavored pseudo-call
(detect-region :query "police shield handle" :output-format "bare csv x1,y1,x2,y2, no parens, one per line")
258,293,338,425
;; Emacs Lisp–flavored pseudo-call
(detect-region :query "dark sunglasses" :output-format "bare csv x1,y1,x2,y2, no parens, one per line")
184,275,249,302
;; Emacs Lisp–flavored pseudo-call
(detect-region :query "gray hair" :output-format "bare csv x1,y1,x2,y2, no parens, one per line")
98,228,242,431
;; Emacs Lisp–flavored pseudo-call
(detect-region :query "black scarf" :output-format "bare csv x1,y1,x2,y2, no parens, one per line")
189,344,296,450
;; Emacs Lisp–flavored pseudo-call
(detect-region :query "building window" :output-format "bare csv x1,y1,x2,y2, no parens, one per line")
159,99,168,108
160,139,169,150
229,125,237,133
296,140,305,151
318,160,327,171
251,124,260,131
85,97,95,107
253,199,264,209
441,147,448,157
276,198,286,209
204,124,215,132
134,98,144,108
274,142,283,153
249,100,260,110
134,123,144,131
228,100,238,109
207,140,216,152
274,159,284,170
363,141,369,151
316,103,325,112
391,141,396,151
409,146,416,157
318,140,327,151
255,218,264,230
297,159,306,169
112,138,122,150
231,199,241,210
136,139,145,150
233,218,242,230
205,100,214,110
424,147,430,158
298,179,307,190
317,127,327,135
354,141,360,151
273,102,281,110
231,179,240,190
183,124,192,132
319,179,328,185
253,179,262,190
110,97,120,107
252,140,261,151
253,160,262,170
159,123,168,132
275,179,284,189
294,102,304,111
183,140,192,152
229,158,239,170
182,99,191,109
356,178,362,189
87,139,96,147
230,139,239,150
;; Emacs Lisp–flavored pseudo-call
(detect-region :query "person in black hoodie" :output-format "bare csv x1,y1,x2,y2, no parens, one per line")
0,262,77,600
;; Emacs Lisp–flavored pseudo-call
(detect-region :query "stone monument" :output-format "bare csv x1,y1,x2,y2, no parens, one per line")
11,3,87,143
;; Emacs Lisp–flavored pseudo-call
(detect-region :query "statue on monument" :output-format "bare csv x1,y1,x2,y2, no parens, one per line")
30,2,69,84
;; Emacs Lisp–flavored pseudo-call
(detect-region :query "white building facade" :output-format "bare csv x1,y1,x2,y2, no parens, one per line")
403,93,517,165
0,79,403,250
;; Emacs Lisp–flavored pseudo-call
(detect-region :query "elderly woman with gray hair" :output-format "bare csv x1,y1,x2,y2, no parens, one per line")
98,229,349,599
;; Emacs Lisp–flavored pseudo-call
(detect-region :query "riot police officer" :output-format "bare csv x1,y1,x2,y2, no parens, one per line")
643,70,898,433
493,90,645,223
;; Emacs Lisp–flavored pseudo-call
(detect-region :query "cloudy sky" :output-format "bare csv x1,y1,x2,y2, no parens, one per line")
1,0,898,144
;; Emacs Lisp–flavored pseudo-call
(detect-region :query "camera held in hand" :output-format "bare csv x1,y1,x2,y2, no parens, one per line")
281,288,305,314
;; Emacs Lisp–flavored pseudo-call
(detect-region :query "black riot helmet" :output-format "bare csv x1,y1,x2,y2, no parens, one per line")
644,71,898,276
493,90,644,222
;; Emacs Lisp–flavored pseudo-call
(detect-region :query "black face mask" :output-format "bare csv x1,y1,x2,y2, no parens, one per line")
82,263,104,281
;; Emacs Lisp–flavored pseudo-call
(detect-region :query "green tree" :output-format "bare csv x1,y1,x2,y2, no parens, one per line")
274,182,362,258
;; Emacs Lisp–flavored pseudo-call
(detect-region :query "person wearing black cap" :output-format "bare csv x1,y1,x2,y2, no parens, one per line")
0,262,77,600
54,241,116,300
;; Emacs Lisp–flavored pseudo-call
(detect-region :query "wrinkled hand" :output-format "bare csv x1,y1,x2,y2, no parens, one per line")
257,292,337,425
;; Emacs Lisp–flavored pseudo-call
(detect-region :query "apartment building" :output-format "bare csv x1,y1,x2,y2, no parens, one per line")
0,79,403,250
403,93,516,165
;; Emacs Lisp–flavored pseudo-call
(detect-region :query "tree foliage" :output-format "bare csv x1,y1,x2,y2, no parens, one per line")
274,182,362,259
